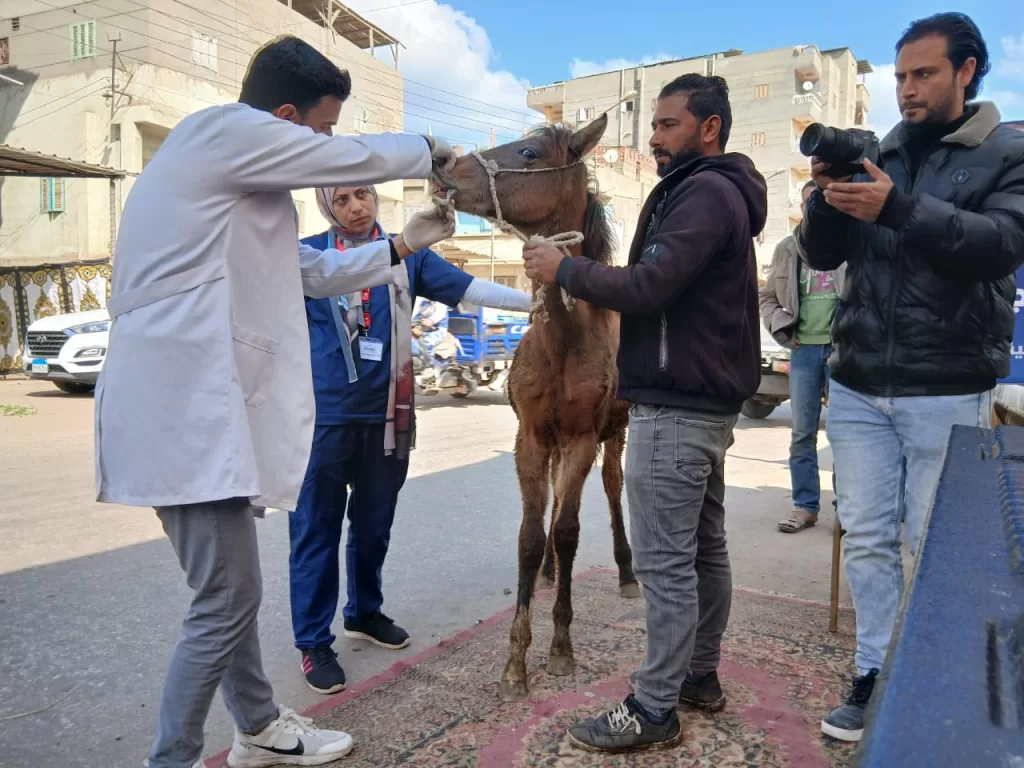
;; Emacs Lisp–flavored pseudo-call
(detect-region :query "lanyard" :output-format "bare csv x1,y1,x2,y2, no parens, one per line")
360,288,372,335
328,230,371,336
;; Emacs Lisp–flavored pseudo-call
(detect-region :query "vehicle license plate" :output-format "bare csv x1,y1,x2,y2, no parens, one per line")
31,359,48,373
772,360,790,374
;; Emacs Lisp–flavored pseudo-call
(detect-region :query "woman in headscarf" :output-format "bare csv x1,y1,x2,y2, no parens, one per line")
290,184,532,695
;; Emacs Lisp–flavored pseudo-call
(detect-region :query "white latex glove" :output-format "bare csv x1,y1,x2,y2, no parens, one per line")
424,135,457,172
403,204,456,251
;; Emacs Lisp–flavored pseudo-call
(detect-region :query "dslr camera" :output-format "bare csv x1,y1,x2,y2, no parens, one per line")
799,123,881,178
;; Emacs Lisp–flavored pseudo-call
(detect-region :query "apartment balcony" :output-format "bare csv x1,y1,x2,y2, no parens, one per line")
527,82,566,114
857,82,871,115
792,92,822,129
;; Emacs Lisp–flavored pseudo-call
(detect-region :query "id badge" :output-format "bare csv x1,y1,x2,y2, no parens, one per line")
358,336,384,362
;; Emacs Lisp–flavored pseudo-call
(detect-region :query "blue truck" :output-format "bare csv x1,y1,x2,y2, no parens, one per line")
420,306,528,399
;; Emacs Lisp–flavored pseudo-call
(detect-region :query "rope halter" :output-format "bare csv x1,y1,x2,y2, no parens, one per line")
431,151,587,322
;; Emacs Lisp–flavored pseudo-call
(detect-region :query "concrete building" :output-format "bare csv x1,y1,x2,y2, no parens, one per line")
0,0,407,272
403,144,660,290
527,44,873,264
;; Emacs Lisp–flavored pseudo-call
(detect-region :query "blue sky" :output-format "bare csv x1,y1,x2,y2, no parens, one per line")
350,0,1024,146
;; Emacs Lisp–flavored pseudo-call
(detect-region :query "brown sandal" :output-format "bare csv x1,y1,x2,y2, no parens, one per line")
778,509,817,533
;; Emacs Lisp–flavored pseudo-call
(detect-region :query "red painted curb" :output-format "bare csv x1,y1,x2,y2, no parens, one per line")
203,566,613,767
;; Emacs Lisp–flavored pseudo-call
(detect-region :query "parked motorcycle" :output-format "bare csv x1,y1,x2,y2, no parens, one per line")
411,326,476,397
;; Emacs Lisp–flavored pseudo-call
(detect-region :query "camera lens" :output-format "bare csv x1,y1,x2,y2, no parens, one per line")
799,124,828,157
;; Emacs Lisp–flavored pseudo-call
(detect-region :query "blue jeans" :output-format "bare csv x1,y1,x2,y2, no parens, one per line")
289,424,409,650
827,381,992,673
789,343,831,515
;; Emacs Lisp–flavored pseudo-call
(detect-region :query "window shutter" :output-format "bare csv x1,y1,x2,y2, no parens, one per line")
39,178,66,213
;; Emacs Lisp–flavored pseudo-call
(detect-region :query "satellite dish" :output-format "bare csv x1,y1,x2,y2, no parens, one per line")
802,80,814,92
603,149,619,164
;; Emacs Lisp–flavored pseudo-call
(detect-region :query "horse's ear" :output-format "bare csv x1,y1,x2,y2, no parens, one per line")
569,113,607,159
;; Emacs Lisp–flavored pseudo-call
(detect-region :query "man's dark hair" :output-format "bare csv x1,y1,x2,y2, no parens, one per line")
802,180,817,192
896,13,990,101
239,36,352,114
659,74,732,150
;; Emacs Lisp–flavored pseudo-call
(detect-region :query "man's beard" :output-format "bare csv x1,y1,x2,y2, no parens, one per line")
654,140,703,178
902,84,959,130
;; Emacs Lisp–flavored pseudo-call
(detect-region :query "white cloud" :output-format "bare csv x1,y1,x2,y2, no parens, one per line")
990,90,1024,109
344,1,537,148
864,63,901,136
569,54,675,80
998,34,1024,82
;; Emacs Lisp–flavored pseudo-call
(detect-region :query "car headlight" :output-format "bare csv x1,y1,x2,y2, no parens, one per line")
67,321,111,334
75,347,106,358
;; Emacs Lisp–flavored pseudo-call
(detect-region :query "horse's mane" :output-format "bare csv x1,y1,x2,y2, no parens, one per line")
527,123,615,267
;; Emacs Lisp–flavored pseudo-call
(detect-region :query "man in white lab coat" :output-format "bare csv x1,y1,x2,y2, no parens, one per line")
95,36,457,768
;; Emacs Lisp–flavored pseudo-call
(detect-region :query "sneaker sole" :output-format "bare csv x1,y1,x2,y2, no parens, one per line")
679,694,727,713
304,679,346,695
226,741,354,767
820,719,863,742
343,629,410,650
567,726,684,754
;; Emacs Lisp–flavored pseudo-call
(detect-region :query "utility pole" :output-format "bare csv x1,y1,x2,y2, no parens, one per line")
489,128,496,283
108,33,121,122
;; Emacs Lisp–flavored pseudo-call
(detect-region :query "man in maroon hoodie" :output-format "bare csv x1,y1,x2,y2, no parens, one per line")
524,73,767,753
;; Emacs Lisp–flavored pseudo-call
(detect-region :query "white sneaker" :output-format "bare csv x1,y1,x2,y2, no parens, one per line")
226,706,354,767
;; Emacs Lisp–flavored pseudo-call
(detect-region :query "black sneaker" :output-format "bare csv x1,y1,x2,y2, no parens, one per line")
568,695,681,753
679,670,727,712
300,646,346,695
821,668,878,742
343,612,410,650
628,669,727,712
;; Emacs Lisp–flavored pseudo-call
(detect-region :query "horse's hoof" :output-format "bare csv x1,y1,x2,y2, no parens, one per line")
535,573,555,590
620,582,642,599
547,654,574,676
499,678,529,702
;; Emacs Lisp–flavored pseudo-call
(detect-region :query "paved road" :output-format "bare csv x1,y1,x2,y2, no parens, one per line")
0,377,845,767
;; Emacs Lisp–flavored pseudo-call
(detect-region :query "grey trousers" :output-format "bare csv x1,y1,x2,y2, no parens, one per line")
626,404,737,713
148,498,279,768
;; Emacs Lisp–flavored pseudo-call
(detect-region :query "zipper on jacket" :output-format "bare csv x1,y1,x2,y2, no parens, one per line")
882,146,926,396
659,313,669,371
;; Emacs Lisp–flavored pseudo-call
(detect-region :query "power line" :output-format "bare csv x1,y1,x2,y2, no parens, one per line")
16,17,519,142
22,0,540,124
17,1,531,143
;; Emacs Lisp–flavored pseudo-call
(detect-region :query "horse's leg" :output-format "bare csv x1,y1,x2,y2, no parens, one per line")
537,452,560,590
604,428,640,598
547,434,598,676
500,426,551,702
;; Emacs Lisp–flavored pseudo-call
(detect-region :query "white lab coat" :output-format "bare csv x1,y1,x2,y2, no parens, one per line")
95,103,431,512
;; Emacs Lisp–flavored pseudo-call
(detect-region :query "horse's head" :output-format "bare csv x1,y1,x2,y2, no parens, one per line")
446,113,607,237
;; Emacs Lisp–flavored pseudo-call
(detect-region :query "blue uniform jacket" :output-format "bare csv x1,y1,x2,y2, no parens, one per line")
302,230,473,425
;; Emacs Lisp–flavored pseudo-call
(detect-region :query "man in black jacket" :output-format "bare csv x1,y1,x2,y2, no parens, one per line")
799,13,1024,743
523,73,767,753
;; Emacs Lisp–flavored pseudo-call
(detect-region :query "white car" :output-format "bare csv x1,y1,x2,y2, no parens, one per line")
23,308,110,394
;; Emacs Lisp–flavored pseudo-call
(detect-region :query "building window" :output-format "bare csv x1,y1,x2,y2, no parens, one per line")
494,276,516,288
403,205,423,224
11,17,19,31
191,31,218,72
620,100,634,113
577,107,594,122
750,132,767,148
0,38,8,66
754,84,769,100
353,107,368,133
70,20,96,60
39,178,66,214
651,98,658,111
